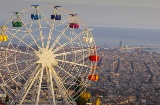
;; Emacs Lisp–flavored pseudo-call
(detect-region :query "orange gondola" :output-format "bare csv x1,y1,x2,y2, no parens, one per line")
88,74,98,81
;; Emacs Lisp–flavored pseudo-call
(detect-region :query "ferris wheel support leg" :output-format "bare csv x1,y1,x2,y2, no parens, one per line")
36,67,44,105
48,66,56,105
19,67,42,105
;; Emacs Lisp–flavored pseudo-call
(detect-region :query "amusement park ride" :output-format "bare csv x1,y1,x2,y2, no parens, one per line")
0,5,100,105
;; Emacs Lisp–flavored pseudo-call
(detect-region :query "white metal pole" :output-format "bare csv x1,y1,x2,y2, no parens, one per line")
36,66,44,105
19,67,42,105
49,66,56,105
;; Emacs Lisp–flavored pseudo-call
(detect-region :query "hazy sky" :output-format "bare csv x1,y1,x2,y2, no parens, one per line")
1,0,160,28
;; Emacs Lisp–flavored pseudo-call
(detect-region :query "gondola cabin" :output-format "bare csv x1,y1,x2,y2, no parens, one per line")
31,12,41,20
0,26,8,41
80,92,91,100
88,74,98,81
89,55,100,62
69,23,79,29
51,14,61,20
95,98,101,105
0,35,8,42
12,20,22,27
82,37,93,43
12,12,22,27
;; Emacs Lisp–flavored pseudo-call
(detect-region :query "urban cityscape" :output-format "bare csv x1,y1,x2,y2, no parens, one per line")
1,0,160,105
0,42,160,105
88,42,160,105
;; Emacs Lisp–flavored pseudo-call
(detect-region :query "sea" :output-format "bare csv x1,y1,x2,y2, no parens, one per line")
90,26,160,49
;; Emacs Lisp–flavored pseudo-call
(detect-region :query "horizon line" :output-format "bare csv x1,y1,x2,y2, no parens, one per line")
87,24,160,30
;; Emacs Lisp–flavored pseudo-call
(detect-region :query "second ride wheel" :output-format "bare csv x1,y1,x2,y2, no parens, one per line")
0,5,99,105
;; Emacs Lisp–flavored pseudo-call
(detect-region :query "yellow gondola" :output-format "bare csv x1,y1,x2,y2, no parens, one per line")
0,35,8,42
95,98,101,105
0,26,8,42
80,91,91,101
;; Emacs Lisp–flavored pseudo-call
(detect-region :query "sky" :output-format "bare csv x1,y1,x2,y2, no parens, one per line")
1,0,160,28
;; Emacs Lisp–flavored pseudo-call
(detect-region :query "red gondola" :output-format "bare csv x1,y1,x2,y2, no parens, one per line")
69,23,79,29
89,55,100,61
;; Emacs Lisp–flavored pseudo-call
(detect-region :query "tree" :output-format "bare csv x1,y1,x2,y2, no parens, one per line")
74,77,87,105
5,95,9,105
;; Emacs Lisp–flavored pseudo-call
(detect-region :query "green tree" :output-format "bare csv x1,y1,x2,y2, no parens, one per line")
74,77,87,105
5,95,9,105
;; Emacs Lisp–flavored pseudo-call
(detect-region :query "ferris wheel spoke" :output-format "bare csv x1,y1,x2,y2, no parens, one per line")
7,30,33,53
36,67,44,105
46,20,55,49
40,11,52,27
4,62,36,84
56,65,79,83
70,28,81,36
7,26,24,46
55,48,89,57
47,66,56,104
55,47,90,67
0,47,33,56
19,65,42,104
56,59,90,68
0,51,34,65
52,31,84,53
2,58,36,67
6,31,36,51
47,15,72,49
15,32,30,49
51,67,72,104
50,26,68,50
19,15,40,49
2,85,15,99
37,20,45,48
17,63,40,98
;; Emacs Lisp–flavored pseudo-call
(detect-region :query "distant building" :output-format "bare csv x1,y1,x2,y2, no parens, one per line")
113,61,117,70
105,44,107,48
119,41,122,48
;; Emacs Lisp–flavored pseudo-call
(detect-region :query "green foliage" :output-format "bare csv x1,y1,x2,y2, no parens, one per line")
5,95,9,102
74,77,89,105
75,97,87,105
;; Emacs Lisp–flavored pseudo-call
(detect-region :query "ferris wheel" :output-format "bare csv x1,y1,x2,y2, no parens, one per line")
0,5,100,105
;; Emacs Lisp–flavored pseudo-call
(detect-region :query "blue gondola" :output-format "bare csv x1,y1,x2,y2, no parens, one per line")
51,14,61,20
31,5,41,20
31,11,41,20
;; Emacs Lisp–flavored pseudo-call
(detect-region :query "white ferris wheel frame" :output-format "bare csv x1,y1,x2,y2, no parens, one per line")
0,5,98,105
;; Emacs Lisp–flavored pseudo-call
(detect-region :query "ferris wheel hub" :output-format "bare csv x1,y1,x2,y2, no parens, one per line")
35,48,58,68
